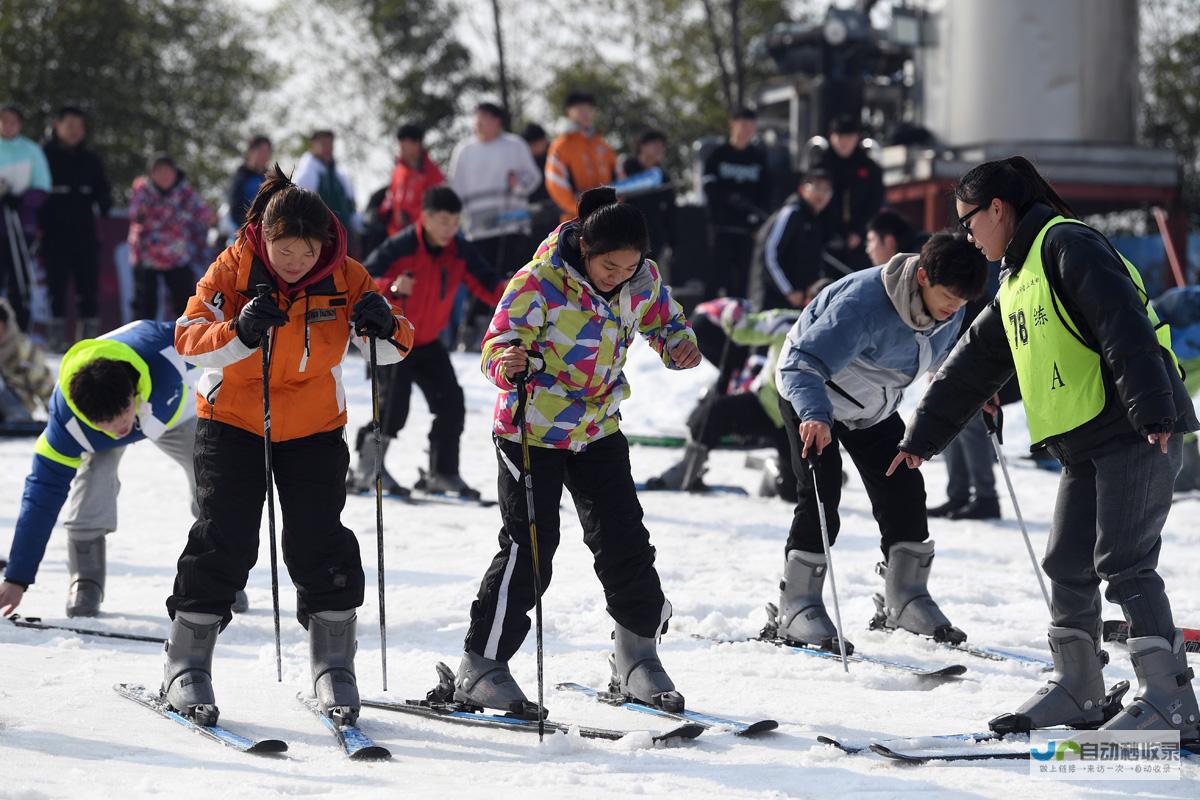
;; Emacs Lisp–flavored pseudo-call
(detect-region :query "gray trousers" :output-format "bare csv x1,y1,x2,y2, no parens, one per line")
1043,437,1182,640
63,415,199,541
943,413,997,503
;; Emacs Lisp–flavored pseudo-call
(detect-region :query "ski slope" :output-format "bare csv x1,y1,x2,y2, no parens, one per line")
1,343,1197,799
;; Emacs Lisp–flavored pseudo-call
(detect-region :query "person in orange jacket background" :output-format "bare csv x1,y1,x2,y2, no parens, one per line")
158,166,414,729
545,90,617,221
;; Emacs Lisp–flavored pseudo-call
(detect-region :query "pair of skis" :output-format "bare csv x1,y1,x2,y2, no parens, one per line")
114,684,390,760
363,662,776,744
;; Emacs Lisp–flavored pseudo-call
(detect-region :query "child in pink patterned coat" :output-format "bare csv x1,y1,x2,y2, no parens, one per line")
127,155,212,321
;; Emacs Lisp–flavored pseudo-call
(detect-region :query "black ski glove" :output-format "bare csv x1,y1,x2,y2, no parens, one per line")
235,291,288,347
352,291,396,339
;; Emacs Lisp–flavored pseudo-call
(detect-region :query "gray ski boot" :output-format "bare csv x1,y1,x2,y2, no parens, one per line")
453,650,542,719
346,435,408,497
608,621,684,712
309,609,360,725
161,611,221,725
990,627,1111,734
1102,629,1200,740
65,534,105,618
415,468,481,500
870,540,966,644
775,550,853,654
645,442,708,491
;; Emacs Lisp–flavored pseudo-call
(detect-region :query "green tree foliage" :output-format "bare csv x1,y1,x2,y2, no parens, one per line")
0,0,273,204
320,0,490,162
1142,0,1200,222
539,0,803,180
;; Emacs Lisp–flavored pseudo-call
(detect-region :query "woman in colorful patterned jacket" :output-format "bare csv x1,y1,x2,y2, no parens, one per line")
453,186,700,718
127,155,213,321
160,167,413,729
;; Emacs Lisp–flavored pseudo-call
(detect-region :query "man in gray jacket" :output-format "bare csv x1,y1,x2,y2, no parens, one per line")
771,232,987,652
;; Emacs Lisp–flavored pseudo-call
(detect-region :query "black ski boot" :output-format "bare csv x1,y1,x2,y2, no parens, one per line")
453,651,543,719
309,609,360,725
161,611,221,725
609,621,684,712
870,541,965,644
1102,629,1200,740
989,627,1110,735
774,550,854,654
66,533,105,618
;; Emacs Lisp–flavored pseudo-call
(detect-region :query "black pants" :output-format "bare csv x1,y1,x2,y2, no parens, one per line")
711,230,754,298
456,233,526,350
0,228,31,330
134,265,195,321
167,419,364,626
42,232,100,318
356,339,465,475
781,399,928,556
464,432,669,661
691,391,795,481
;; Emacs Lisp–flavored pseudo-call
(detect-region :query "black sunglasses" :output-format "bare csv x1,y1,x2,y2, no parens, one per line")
958,204,985,233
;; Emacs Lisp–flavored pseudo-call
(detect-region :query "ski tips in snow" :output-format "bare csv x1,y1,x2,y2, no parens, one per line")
555,681,777,737
114,683,288,756
298,693,391,761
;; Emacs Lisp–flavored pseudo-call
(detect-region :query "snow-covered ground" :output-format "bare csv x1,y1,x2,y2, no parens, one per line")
2,343,1197,799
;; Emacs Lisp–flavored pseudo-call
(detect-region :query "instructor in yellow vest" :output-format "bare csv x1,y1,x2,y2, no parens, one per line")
889,156,1198,743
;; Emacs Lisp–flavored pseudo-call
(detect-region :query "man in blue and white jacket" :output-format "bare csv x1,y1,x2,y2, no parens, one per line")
770,232,988,653
0,321,244,618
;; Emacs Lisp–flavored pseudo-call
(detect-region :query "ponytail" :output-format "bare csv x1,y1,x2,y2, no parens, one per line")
237,163,333,244
575,186,649,257
955,155,1074,219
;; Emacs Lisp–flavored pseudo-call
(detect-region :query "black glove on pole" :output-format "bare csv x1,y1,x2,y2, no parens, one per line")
254,284,283,682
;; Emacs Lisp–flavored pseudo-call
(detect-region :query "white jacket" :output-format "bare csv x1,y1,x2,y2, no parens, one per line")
447,133,541,241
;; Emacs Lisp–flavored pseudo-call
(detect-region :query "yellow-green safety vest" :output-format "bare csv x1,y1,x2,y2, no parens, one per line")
996,216,1180,446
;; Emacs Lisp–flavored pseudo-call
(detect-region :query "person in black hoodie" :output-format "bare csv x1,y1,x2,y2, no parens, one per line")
702,108,769,297
40,106,112,350
748,169,833,311
226,134,272,232
889,156,1199,742
817,115,884,270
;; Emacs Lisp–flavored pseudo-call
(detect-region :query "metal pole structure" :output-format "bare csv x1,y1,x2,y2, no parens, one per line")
256,284,283,682
808,456,849,672
984,411,1053,614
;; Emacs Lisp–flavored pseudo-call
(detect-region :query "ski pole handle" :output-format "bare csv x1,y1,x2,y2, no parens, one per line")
983,404,1004,445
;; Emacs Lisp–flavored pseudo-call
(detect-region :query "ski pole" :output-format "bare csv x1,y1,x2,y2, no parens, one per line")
682,322,735,491
256,284,283,682
807,454,849,672
514,365,545,740
8,613,165,645
984,409,1053,614
368,335,388,691
3,207,29,302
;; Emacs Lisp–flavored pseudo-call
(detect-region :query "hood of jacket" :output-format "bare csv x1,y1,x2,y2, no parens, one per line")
880,252,935,331
243,211,348,299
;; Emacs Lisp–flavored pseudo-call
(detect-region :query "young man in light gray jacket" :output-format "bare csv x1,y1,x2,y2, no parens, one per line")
771,232,987,652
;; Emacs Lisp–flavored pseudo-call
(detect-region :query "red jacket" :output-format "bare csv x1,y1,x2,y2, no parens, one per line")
379,153,444,237
364,224,503,348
